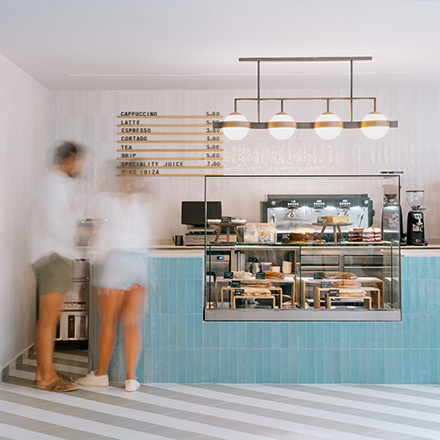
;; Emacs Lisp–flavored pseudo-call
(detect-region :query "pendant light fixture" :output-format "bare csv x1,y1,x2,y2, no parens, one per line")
217,57,397,140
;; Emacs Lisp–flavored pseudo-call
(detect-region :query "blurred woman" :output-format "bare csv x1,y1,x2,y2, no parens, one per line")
79,168,150,392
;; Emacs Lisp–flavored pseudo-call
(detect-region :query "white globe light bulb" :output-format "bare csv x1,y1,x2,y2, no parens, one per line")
314,112,343,140
268,112,297,140
361,111,390,140
222,112,250,140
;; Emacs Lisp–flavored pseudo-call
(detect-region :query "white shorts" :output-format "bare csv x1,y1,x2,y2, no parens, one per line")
94,250,146,291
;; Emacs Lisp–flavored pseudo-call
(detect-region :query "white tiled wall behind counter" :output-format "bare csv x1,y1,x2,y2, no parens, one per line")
50,88,440,242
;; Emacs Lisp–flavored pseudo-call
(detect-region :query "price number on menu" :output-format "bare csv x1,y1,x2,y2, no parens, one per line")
207,161,221,167
207,135,221,142
206,127,220,133
206,111,221,117
206,144,220,150
206,152,221,158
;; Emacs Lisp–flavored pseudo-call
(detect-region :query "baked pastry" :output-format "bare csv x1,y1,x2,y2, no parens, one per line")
323,272,358,280
240,279,273,287
264,271,285,279
289,227,318,242
331,279,362,288
318,215,349,224
243,287,272,296
362,227,382,242
348,228,363,242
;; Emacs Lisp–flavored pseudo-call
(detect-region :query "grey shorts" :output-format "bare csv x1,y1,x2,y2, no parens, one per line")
32,253,73,295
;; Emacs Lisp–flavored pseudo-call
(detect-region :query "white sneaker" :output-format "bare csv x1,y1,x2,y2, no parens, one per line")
125,379,140,392
77,371,109,387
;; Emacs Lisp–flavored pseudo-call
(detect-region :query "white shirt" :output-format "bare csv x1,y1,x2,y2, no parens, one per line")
29,169,78,264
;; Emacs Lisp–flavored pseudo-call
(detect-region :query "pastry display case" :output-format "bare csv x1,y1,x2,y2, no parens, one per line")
204,174,401,321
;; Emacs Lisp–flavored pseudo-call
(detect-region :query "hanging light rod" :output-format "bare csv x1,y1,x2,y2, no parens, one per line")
238,56,373,62
217,56,397,141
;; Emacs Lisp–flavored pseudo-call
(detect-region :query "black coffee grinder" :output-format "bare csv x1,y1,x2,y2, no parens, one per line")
406,190,428,246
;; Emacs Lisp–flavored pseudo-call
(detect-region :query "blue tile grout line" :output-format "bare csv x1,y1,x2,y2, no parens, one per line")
90,256,440,384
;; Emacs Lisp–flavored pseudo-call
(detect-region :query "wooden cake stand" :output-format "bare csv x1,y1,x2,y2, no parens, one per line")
312,222,352,242
208,221,244,243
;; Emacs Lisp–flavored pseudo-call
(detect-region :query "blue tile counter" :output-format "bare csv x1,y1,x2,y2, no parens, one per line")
89,252,440,384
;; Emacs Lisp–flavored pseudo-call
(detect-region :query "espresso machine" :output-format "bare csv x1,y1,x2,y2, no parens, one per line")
381,183,403,242
406,190,428,246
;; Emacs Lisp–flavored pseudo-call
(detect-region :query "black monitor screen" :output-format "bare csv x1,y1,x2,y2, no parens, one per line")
181,201,222,226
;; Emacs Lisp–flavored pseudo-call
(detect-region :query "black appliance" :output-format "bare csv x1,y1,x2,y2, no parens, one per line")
406,190,428,246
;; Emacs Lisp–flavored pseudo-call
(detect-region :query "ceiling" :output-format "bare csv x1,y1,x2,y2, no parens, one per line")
1,0,439,91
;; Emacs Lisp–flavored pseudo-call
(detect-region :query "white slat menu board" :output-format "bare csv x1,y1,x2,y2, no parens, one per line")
116,111,223,177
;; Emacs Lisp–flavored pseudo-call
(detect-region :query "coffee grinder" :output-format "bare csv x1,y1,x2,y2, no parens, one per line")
406,190,428,246
381,172,403,242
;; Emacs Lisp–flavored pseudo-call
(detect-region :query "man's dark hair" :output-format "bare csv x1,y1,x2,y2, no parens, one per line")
54,141,84,164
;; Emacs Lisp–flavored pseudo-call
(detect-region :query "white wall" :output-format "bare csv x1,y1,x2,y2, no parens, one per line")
0,54,50,370
50,89,440,242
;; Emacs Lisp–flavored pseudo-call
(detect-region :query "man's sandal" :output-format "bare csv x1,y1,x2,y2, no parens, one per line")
36,378,77,392
34,372,76,385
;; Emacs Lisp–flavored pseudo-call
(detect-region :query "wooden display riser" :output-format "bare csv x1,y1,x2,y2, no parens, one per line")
313,287,381,309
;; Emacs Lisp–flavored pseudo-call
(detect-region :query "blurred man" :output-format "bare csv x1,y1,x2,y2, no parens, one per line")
30,142,84,392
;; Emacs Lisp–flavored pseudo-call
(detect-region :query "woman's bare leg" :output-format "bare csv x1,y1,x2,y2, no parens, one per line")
95,288,124,376
120,285,145,380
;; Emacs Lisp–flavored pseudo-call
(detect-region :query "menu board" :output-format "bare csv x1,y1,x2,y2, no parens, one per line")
117,111,223,177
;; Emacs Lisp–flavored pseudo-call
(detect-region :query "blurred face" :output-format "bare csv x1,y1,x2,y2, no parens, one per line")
60,155,84,178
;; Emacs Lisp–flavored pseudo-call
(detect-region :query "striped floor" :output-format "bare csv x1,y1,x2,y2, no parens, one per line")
1,350,440,439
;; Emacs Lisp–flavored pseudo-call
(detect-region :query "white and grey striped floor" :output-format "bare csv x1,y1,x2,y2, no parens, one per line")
1,350,440,440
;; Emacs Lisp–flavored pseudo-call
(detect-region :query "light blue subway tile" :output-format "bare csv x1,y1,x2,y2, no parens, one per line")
307,350,316,383
323,350,332,383
150,258,160,281
272,349,281,383
376,323,385,349
376,349,385,384
306,323,315,349
168,280,177,314
186,314,195,349
160,258,169,280
271,322,281,349
195,259,204,282
358,323,367,349
185,350,195,383
160,314,169,349
152,348,160,382
341,349,350,383
152,315,160,349
411,315,420,349
384,350,393,384
420,349,429,384
402,315,411,349
280,323,289,349
340,323,349,348
384,323,393,349
401,257,409,280
436,281,440,314
323,323,333,349
411,350,420,384
429,350,438,384
246,322,255,349
136,350,146,383
237,323,246,349
418,279,428,315
403,350,411,383
427,257,436,280
203,349,212,383
315,323,324,348
228,322,237,349
150,281,160,314
392,349,403,384
177,258,186,281
160,282,169,314
246,350,256,383
194,281,204,315
160,348,168,382
289,349,298,383
185,280,195,314
255,349,263,382
420,316,429,350
359,349,368,384
254,323,263,349
194,317,202,349
409,257,419,280
332,323,341,349
220,349,229,383
168,258,177,280
143,317,152,349
212,349,220,382
418,257,428,279
429,316,438,349
186,258,195,280
203,323,212,349
211,322,220,348
427,279,437,314
409,280,419,314
401,280,410,314
298,349,307,383
177,349,186,382
263,322,272,349
333,350,341,383
315,350,324,383
288,323,298,349
177,313,185,349
194,349,203,383
237,350,246,383
299,323,307,349
220,324,229,349
280,349,289,383
177,280,186,312
229,349,238,383
168,349,177,383
263,349,272,383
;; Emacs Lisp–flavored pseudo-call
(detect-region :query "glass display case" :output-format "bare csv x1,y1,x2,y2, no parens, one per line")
204,175,401,321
